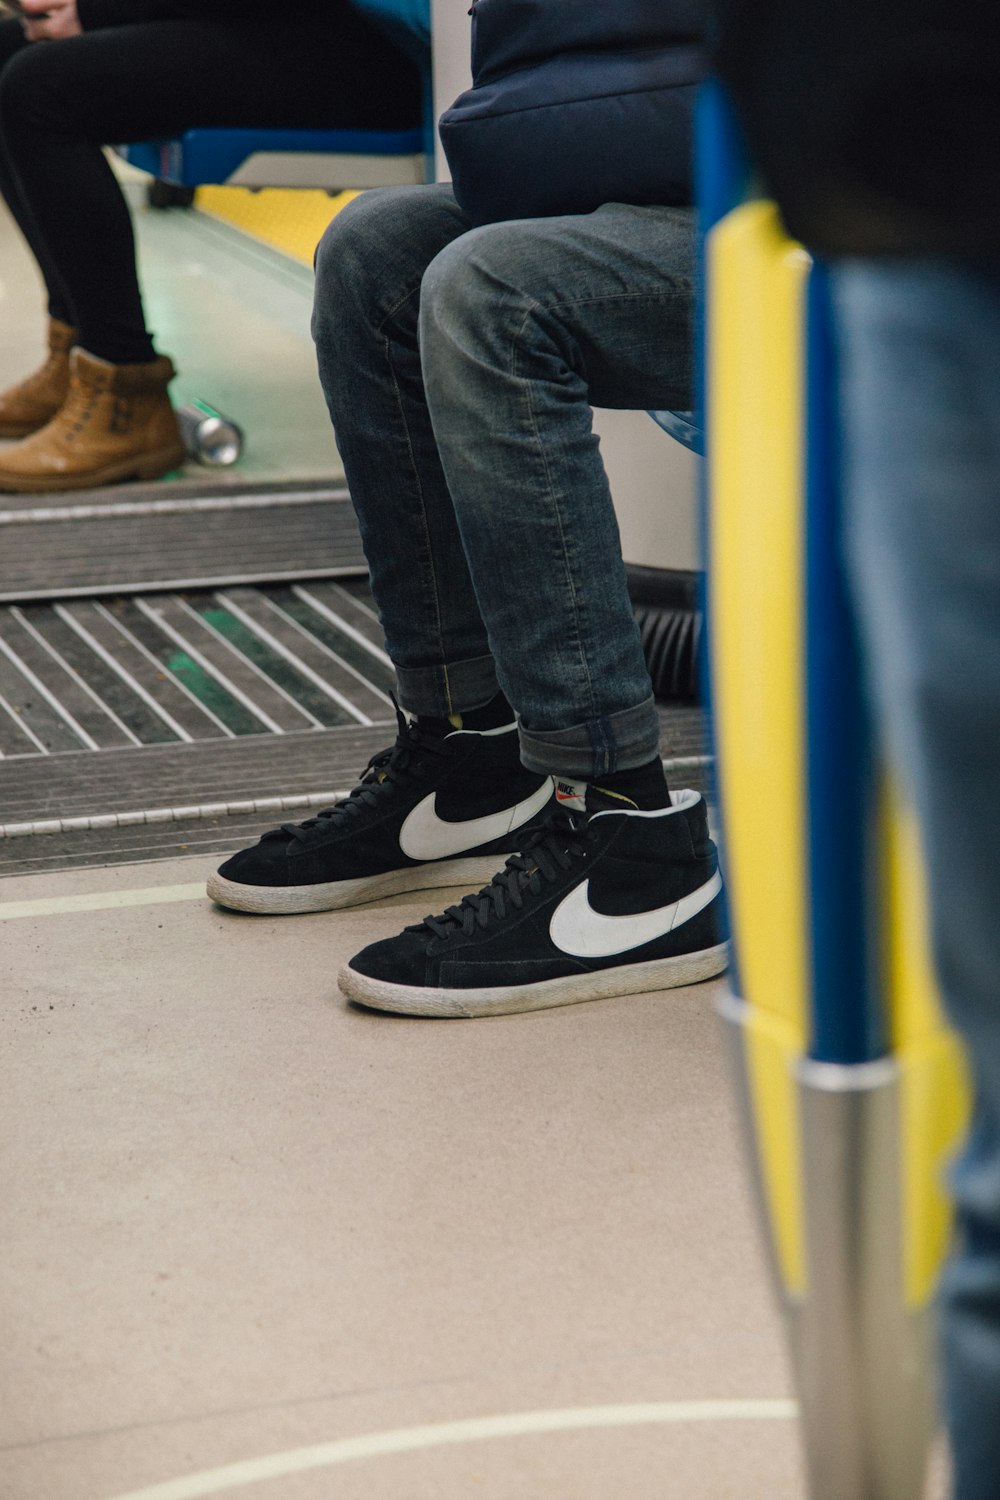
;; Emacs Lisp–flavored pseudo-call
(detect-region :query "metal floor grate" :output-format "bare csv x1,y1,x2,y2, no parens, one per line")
0,479,365,601
0,574,712,874
0,579,393,763
0,578,395,872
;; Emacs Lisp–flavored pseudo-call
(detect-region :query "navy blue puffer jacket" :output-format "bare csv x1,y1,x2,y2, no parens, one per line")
439,0,709,226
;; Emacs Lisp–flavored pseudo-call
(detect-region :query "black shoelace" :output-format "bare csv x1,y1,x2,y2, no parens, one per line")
421,810,595,940
281,705,450,843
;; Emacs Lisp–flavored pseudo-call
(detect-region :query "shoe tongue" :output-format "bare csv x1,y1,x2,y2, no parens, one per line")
554,778,589,812
554,779,638,815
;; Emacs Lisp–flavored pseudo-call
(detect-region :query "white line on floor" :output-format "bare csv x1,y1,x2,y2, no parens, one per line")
0,883,206,922
104,1400,798,1500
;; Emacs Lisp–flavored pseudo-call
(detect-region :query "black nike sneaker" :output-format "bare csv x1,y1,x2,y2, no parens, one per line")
207,708,554,914
338,787,729,1016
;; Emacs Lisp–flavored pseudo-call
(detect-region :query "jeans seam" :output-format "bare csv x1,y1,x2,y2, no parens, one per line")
380,306,455,715
542,287,692,315
588,716,615,777
512,297,596,718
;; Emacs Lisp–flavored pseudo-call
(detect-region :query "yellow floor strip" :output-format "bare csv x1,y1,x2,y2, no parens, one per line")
0,883,206,921
195,186,358,267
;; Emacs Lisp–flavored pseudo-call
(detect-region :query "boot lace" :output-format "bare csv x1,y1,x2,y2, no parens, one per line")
58,367,108,443
282,703,450,843
420,810,595,940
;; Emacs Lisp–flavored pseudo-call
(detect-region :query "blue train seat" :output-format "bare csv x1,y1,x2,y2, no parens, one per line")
120,125,429,193
648,408,703,455
118,0,434,193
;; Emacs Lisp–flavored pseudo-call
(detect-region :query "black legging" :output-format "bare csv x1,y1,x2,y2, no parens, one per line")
0,6,421,363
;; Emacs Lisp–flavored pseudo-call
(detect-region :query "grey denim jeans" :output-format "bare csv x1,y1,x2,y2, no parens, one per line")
311,184,696,779
834,259,1000,1500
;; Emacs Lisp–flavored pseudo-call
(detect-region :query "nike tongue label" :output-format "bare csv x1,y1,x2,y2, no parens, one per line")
554,779,588,811
549,869,723,959
399,779,553,862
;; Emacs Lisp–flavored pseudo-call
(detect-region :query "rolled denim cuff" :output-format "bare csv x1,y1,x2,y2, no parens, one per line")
394,654,500,719
517,694,661,780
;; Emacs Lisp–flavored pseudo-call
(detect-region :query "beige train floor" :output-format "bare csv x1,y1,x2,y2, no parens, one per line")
2,853,806,1500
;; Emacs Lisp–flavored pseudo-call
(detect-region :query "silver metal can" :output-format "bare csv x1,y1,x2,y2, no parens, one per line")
177,399,243,467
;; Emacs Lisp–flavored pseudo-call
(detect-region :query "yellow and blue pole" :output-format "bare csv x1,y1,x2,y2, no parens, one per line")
699,79,970,1500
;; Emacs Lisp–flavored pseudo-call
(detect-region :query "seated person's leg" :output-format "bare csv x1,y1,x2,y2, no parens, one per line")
0,8,422,491
0,19,80,439
214,195,727,1020
339,204,728,1016
209,187,556,916
417,202,696,787
312,186,493,718
0,27,193,490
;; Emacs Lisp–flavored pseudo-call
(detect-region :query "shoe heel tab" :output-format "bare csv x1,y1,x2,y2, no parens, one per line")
669,788,702,813
446,720,518,739
591,789,704,821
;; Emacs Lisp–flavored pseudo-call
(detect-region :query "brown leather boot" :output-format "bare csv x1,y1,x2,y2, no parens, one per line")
0,348,187,492
0,318,77,439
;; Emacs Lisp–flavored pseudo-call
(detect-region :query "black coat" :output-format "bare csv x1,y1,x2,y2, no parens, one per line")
77,0,328,25
713,0,1000,256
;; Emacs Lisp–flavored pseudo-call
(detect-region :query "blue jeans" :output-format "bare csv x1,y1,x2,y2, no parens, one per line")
833,261,1000,1500
311,184,695,779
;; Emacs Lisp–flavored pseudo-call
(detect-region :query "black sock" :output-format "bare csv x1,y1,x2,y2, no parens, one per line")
456,689,515,731
593,757,671,810
415,689,515,738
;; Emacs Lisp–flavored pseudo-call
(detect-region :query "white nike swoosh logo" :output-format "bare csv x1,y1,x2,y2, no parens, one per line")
398,778,553,862
549,869,723,959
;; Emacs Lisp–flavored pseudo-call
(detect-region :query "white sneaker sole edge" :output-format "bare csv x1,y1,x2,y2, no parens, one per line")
206,855,508,915
339,942,731,1017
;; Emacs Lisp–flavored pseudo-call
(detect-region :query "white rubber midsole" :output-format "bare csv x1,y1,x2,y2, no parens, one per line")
206,855,507,915
338,942,731,1017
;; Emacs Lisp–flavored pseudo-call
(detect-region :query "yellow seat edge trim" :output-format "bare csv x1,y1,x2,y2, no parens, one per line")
707,199,811,1044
